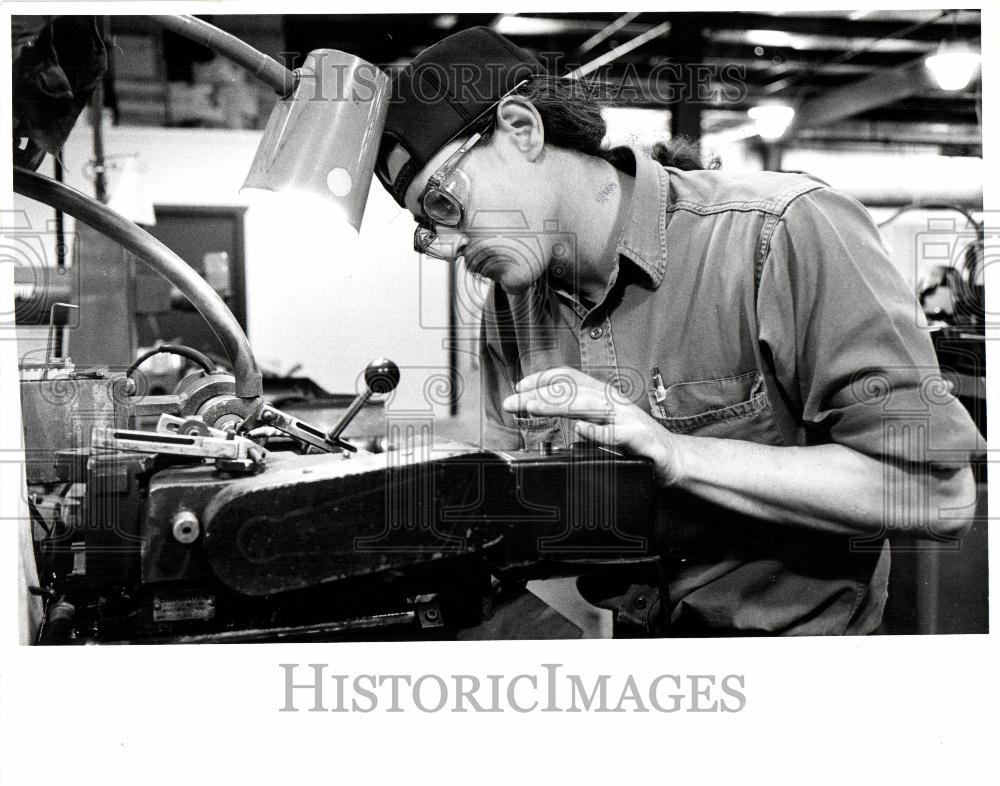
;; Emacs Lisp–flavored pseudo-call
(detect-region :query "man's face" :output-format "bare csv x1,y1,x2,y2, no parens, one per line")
403,105,556,295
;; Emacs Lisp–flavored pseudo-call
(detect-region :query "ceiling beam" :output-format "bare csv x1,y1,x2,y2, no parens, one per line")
567,21,671,78
691,11,979,43
709,29,935,55
791,56,936,130
506,11,981,43
577,12,643,55
792,119,981,147
702,43,923,69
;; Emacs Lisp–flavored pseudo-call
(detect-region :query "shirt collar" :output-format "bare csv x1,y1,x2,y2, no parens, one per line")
547,145,668,311
616,145,669,288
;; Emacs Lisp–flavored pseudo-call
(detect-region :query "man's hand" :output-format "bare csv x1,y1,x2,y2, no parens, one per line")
501,368,977,539
501,367,685,486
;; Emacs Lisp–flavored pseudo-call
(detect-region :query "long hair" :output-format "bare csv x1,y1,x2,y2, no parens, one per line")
504,74,720,171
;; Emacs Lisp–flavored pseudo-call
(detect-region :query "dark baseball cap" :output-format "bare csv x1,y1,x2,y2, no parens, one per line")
376,26,544,207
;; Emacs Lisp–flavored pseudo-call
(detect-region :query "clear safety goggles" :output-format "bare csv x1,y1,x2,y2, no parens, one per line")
412,131,485,260
413,79,529,260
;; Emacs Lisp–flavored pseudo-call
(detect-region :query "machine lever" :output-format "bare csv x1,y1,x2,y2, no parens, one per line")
326,358,400,443
233,358,398,454
253,402,357,454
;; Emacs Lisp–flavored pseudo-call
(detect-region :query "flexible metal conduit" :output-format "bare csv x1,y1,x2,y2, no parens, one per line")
14,166,263,398
150,15,296,97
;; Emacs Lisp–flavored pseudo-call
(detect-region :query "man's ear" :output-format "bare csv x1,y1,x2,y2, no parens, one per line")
495,97,545,162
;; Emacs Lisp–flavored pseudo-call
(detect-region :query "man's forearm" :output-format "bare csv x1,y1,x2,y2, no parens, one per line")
662,434,976,539
500,366,977,540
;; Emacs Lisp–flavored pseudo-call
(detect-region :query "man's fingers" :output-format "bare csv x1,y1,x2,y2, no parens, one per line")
502,388,613,421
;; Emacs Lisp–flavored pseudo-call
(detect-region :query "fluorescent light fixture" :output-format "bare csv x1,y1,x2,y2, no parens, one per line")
748,104,796,140
243,49,390,233
925,42,981,91
743,30,800,50
494,16,579,37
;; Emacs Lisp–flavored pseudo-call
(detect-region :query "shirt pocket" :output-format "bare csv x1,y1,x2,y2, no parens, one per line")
647,370,786,445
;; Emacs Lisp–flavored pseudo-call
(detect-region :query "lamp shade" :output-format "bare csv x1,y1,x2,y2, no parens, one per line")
243,49,390,232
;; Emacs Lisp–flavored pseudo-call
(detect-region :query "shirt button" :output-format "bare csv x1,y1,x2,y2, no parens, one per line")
588,326,604,340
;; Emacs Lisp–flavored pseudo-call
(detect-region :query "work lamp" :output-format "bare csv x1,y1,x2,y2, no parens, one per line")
153,15,390,233
243,49,390,232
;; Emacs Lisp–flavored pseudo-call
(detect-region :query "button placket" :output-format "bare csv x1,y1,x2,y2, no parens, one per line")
579,315,617,386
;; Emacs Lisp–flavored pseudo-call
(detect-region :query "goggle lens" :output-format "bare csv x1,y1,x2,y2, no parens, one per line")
422,167,471,227
423,189,462,226
414,224,450,260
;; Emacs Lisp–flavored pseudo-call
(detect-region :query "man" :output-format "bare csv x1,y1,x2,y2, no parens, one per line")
375,27,982,635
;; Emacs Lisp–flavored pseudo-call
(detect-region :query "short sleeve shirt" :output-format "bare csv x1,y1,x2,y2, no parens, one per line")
477,146,983,635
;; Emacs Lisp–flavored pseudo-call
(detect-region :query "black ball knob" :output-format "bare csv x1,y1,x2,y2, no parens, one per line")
365,358,400,395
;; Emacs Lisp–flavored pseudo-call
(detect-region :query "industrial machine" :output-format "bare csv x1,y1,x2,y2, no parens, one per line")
13,15,669,644
21,358,661,643
13,15,985,644
13,163,665,643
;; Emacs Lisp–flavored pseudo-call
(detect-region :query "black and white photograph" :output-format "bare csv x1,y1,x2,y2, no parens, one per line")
1,3,995,782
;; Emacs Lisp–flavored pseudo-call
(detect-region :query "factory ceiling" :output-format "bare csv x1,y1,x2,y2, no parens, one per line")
111,10,983,153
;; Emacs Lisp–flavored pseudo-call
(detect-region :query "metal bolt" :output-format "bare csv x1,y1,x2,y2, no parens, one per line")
259,409,276,424
171,510,200,544
633,595,648,610
424,607,440,621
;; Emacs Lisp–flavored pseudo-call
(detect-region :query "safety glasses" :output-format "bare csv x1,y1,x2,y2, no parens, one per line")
413,80,529,260
412,132,486,259
421,131,486,228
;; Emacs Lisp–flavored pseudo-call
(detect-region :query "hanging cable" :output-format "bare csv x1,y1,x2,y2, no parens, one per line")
126,344,218,378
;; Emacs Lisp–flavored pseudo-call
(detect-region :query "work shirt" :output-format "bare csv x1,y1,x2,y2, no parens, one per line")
478,146,982,636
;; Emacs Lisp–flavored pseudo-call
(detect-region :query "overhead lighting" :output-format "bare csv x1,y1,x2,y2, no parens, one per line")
925,41,981,91
494,16,576,37
748,104,796,140
743,30,800,50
